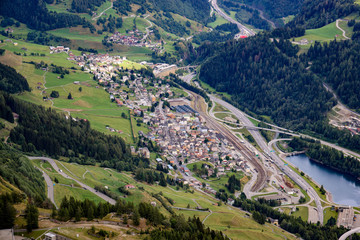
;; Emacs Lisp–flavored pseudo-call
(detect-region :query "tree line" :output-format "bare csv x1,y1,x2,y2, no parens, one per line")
0,63,30,94
199,34,334,130
0,0,92,31
289,137,360,179
306,40,360,111
287,0,359,29
0,92,149,172
232,196,359,240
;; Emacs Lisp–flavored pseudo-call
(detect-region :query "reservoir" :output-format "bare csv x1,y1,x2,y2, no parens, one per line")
286,154,360,206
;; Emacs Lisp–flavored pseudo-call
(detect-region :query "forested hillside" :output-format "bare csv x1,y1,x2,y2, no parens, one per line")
245,0,303,20
0,63,30,94
287,0,358,29
289,137,360,179
149,0,210,23
306,40,360,111
0,93,147,171
199,34,334,129
220,0,303,26
0,142,45,202
0,0,87,31
71,0,106,13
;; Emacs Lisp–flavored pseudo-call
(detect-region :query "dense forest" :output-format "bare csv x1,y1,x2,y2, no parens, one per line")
199,34,334,129
0,142,46,203
287,0,358,29
149,0,210,23
193,23,239,44
289,137,360,179
71,0,106,13
153,13,190,37
0,63,30,94
0,93,147,172
219,0,302,26
306,40,360,111
0,0,88,31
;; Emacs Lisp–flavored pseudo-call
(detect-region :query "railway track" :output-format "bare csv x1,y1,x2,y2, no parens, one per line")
190,93,267,192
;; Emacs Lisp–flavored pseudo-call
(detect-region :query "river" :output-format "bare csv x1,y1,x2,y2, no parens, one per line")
286,154,360,206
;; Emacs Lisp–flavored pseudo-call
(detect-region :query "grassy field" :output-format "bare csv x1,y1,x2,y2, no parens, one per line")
28,157,297,240
338,20,353,38
208,13,230,28
0,37,150,143
323,207,338,224
213,102,230,112
49,27,108,42
294,21,346,44
31,159,105,206
214,112,239,122
291,206,309,221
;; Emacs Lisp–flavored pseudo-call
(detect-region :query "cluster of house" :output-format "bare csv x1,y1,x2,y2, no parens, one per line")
142,99,252,178
49,46,70,54
107,30,145,47
107,30,162,51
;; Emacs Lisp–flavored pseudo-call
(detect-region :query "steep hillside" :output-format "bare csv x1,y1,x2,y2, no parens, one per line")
199,34,334,129
0,142,45,201
149,0,210,23
287,0,359,29
307,40,360,111
0,0,88,31
0,63,30,94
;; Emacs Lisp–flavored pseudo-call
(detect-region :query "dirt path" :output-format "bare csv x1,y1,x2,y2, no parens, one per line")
336,19,350,40
92,1,113,20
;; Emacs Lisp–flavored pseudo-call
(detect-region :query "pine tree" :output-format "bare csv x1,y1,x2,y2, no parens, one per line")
75,207,82,222
132,210,140,226
25,203,39,232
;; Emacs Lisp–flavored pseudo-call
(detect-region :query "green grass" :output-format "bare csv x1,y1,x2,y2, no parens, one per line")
30,157,296,240
292,206,308,221
31,159,105,206
323,207,338,224
15,229,48,239
286,164,328,202
338,20,353,38
294,21,345,44
282,15,295,24
49,27,108,42
214,112,239,122
251,192,278,200
187,161,214,171
213,102,230,112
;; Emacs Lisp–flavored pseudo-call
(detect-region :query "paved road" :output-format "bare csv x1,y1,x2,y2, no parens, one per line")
36,166,58,209
27,157,116,205
209,95,324,224
210,0,256,37
339,227,360,240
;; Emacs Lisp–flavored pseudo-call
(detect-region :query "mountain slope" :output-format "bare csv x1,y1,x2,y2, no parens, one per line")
287,0,359,29
199,34,334,129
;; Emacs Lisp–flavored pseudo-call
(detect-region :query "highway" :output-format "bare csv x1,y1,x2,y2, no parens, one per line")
27,157,116,205
210,0,256,37
339,227,360,240
208,95,324,224
37,166,58,209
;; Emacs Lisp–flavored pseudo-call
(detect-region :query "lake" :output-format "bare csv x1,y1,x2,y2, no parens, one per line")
286,154,360,206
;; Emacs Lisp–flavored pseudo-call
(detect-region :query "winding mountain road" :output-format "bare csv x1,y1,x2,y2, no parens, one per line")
28,157,116,205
